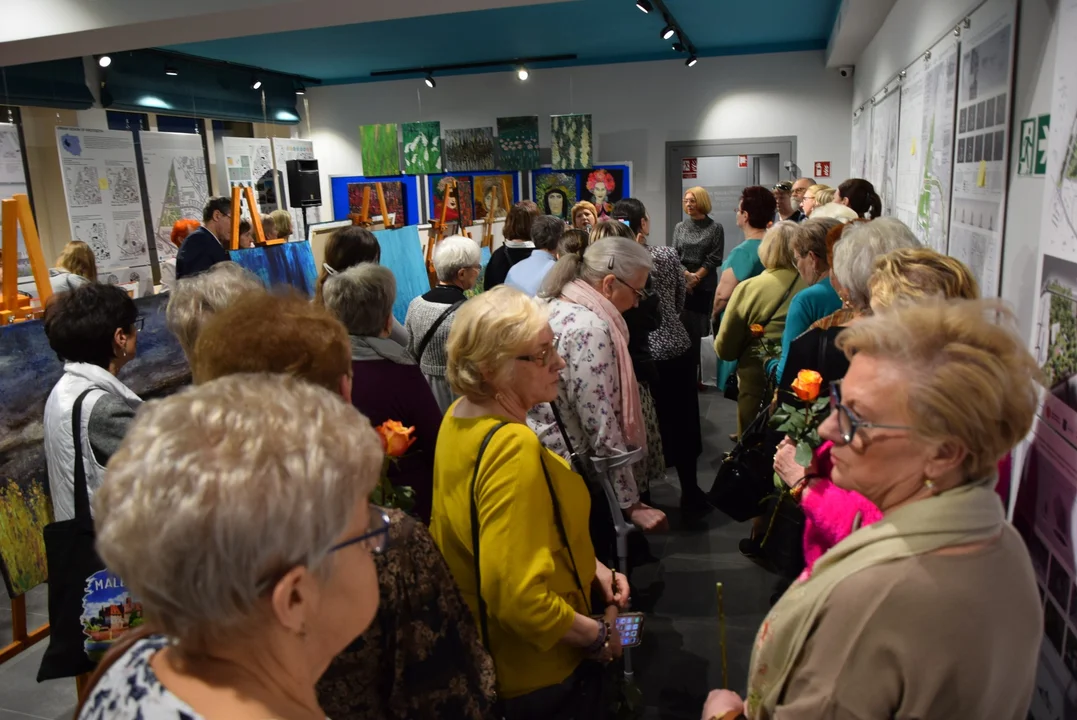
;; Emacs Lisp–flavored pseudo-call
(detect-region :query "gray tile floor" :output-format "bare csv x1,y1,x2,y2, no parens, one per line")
0,390,768,720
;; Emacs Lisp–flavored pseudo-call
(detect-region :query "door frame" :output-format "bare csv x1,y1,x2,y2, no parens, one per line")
665,137,797,241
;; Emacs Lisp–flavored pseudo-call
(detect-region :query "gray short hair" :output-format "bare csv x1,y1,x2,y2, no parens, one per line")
166,262,265,357
540,237,652,298
433,235,481,282
322,263,396,336
94,374,382,652
531,215,565,251
832,218,921,311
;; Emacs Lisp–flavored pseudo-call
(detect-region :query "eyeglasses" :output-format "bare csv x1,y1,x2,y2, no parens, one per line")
517,334,561,367
328,506,392,556
133,316,145,332
829,381,915,445
614,276,650,300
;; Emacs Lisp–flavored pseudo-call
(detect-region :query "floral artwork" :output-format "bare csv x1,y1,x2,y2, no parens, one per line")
473,174,513,222
347,182,405,227
496,116,540,170
581,168,622,219
443,128,495,172
0,480,51,597
430,175,474,229
358,123,401,177
401,121,442,175
533,171,577,221
551,114,592,170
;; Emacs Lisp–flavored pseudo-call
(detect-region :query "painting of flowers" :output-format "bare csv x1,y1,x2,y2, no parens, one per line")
358,123,401,177
551,114,592,170
533,170,577,221
579,167,623,219
496,116,540,170
443,128,495,172
401,121,442,175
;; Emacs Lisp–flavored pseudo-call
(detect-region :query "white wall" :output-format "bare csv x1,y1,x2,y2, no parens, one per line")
853,0,1060,337
302,51,854,246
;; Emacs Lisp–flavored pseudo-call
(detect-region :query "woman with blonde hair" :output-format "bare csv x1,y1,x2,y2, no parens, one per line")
571,200,598,231
811,186,836,210
50,240,97,293
673,186,724,372
799,184,830,218
269,209,293,241
166,262,265,359
704,298,1041,720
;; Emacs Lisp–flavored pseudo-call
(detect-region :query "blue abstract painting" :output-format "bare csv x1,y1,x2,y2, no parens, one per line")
230,242,318,297
374,226,431,324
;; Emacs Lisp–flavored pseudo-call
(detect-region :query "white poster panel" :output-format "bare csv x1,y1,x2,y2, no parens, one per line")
894,37,959,253
868,90,901,217
947,0,1017,297
0,123,30,275
271,137,322,241
140,132,209,261
56,127,150,272
850,110,871,180
221,137,274,219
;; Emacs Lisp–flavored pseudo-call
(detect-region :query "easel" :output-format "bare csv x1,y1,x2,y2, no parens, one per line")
425,177,457,288
1,194,52,325
348,183,393,229
229,186,274,251
479,176,513,252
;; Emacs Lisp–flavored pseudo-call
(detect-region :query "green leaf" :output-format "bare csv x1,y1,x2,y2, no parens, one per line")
813,397,830,412
780,403,799,415
795,441,814,467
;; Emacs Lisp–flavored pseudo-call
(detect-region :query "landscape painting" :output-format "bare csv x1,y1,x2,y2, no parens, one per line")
229,242,319,298
551,114,593,170
0,293,190,597
401,121,442,175
473,174,513,222
347,181,406,227
533,170,578,221
497,116,540,170
358,123,401,177
443,128,495,172
429,175,474,230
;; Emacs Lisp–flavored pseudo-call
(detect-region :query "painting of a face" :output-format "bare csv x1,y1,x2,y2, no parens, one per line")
592,182,608,203
547,191,566,218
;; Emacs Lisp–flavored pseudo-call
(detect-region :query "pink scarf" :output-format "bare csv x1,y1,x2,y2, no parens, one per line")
559,279,646,449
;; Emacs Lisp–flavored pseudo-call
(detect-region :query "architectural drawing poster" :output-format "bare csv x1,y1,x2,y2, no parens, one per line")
947,0,1017,297
220,137,274,219
55,127,150,271
850,109,871,180
868,89,900,217
0,123,30,275
140,131,208,261
894,36,959,253
271,138,321,241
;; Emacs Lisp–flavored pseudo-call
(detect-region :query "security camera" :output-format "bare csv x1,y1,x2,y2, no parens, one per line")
838,66,854,78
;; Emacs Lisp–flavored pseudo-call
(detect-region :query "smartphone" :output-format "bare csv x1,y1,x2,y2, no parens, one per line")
594,612,645,647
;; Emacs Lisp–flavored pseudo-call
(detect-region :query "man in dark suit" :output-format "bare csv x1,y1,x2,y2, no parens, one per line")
176,196,234,279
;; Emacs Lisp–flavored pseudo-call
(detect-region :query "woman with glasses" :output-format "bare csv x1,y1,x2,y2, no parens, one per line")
703,298,1040,720
77,374,386,720
43,283,143,522
431,287,628,717
531,237,668,535
186,291,498,720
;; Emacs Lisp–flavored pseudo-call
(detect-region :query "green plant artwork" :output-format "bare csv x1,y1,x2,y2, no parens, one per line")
443,128,495,172
551,114,592,170
0,479,51,597
401,121,442,175
358,123,401,177
496,116,540,170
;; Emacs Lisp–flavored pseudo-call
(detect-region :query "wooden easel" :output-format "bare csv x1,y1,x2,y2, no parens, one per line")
229,186,273,250
348,184,393,229
1,194,52,325
425,177,458,288
480,176,513,252
0,591,49,664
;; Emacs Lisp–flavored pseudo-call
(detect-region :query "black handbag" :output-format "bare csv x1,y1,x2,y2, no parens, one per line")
38,390,136,681
706,404,778,522
757,490,806,578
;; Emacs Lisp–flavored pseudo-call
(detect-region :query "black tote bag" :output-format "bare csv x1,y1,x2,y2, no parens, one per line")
38,389,135,681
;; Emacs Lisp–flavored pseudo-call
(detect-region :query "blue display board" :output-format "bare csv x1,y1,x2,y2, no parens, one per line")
330,175,422,227
530,164,632,219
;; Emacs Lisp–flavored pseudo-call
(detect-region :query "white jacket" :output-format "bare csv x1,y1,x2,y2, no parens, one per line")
43,363,142,521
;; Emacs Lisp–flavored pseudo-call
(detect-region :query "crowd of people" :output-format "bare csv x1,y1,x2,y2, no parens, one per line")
33,177,1043,720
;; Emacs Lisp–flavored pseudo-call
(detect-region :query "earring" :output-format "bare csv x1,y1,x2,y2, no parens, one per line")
924,478,937,495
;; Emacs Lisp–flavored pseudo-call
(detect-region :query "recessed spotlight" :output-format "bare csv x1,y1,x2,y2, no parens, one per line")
517,66,529,81
424,73,436,88
252,79,262,90
686,55,698,67
165,66,178,76
661,24,676,40
98,55,112,68
635,0,653,13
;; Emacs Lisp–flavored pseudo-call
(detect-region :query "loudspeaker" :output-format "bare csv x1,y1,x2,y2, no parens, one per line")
286,159,322,208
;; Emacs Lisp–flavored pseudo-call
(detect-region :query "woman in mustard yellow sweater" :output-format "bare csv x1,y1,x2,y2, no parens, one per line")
430,286,631,717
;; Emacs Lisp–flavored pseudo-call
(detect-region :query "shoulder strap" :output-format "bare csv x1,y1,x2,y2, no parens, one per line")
549,403,590,480
470,421,508,650
416,299,466,365
759,275,800,330
72,389,96,523
539,454,591,616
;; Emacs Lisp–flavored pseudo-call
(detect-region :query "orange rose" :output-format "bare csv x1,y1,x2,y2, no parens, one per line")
376,420,417,457
791,369,823,402
750,323,765,338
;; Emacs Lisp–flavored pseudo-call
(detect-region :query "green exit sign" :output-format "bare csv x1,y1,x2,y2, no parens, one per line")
1019,114,1050,176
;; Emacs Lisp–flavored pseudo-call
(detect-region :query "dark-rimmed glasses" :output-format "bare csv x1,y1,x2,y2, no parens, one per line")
517,334,561,367
829,380,915,445
614,276,650,300
329,506,391,556
133,316,145,332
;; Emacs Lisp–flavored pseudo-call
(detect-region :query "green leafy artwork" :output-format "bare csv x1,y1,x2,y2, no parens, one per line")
1044,283,1077,388
402,121,442,175
0,479,51,597
359,124,401,177
496,116,540,170
551,114,592,171
443,128,495,172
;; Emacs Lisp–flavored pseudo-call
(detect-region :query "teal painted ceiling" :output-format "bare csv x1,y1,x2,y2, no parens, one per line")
167,0,841,85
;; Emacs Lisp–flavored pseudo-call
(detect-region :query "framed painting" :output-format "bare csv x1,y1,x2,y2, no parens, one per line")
578,167,624,220
401,121,442,175
443,128,495,172
532,170,578,221
496,116,540,170
473,174,516,222
358,123,401,177
347,181,406,227
428,174,474,230
551,114,593,170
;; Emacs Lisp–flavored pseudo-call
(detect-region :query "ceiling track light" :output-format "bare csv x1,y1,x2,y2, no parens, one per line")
251,78,262,90
164,65,178,76
98,55,112,68
424,73,436,88
661,24,676,40
635,0,653,13
517,66,529,81
686,55,698,68
672,42,685,52
296,86,306,95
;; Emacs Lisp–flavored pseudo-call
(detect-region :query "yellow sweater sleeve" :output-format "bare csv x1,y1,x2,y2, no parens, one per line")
715,280,750,361
475,427,579,652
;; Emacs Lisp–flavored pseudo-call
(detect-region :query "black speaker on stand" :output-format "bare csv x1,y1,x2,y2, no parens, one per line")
286,159,322,240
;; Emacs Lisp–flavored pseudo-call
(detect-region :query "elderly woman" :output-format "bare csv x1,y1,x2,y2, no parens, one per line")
674,187,724,357
323,263,443,522
529,238,667,534
49,240,96,293
557,228,589,258
571,200,598,230
703,298,1041,720
166,261,265,359
711,186,776,320
811,186,836,209
405,235,482,412
484,200,538,290
187,291,498,720
76,375,385,720
715,221,807,437
431,287,628,715
835,177,883,219
269,208,293,240
42,283,142,521
799,184,830,218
